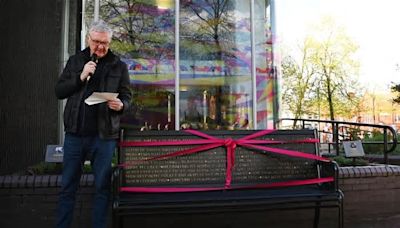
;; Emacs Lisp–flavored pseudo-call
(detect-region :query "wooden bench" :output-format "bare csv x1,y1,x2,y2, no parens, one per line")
112,129,343,228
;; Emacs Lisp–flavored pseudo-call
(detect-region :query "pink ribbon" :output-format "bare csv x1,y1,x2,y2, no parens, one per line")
119,130,332,192
120,177,334,193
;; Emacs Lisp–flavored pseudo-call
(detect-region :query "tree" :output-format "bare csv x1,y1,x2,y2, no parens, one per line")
308,17,361,120
96,0,175,59
181,0,235,60
391,79,400,104
180,0,236,127
281,38,316,127
281,17,363,122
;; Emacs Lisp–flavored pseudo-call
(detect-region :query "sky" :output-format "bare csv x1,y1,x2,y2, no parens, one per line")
274,0,400,92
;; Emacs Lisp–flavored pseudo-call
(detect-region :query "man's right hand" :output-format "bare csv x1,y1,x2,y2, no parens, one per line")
80,61,97,81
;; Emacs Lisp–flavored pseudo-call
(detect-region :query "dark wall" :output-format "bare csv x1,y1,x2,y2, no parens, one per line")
0,0,63,174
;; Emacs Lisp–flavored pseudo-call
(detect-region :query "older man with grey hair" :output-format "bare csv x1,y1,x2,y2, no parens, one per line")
55,19,132,228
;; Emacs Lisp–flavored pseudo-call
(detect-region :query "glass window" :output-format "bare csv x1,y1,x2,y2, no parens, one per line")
180,0,252,130
254,0,275,129
82,0,277,130
85,0,176,130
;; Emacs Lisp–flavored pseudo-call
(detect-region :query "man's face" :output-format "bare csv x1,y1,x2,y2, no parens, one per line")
88,31,111,58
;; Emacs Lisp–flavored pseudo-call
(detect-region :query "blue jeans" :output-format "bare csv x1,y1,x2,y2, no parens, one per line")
56,133,116,228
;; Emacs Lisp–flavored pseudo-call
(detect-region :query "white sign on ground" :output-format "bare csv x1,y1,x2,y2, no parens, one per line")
343,140,365,158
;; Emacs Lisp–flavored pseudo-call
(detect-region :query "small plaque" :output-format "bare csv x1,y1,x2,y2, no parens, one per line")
343,140,365,158
45,144,64,163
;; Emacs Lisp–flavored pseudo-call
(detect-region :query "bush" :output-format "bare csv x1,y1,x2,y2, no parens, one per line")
331,156,369,167
21,162,92,175
18,153,119,175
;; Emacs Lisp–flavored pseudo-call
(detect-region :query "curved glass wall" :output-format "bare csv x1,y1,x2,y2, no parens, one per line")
83,0,277,130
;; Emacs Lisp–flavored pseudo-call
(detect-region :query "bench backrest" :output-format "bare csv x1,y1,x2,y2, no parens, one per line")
117,129,332,190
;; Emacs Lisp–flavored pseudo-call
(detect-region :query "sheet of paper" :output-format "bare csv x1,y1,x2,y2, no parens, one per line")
84,92,119,105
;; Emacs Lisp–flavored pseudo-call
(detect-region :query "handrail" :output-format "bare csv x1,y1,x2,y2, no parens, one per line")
279,118,398,164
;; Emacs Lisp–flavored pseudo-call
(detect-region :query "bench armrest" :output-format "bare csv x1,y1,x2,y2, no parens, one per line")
318,160,340,191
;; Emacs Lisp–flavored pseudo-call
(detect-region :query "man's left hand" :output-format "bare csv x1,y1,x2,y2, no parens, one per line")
107,98,123,111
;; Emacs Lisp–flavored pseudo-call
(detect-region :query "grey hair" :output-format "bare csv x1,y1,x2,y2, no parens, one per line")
89,19,113,38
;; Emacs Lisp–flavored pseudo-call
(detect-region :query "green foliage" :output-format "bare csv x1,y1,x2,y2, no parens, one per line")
281,53,315,120
111,41,136,56
332,156,369,167
391,83,400,104
281,16,363,120
361,130,389,155
24,162,93,175
20,152,120,175
26,162,63,175
391,133,400,155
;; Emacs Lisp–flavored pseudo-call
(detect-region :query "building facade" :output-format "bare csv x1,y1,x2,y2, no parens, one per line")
80,0,279,131
0,0,279,174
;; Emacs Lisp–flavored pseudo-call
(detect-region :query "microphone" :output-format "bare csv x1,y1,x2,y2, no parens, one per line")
90,53,98,63
87,54,98,81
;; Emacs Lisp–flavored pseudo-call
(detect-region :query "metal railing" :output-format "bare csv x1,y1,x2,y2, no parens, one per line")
279,118,398,164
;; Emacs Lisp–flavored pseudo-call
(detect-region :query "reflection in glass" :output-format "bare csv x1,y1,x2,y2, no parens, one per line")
94,0,176,130
83,0,277,130
179,0,253,130
254,0,275,129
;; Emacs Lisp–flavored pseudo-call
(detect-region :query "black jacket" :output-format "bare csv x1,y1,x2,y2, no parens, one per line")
55,48,132,139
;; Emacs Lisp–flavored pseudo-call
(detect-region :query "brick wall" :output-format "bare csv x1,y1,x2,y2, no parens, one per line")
1,166,400,228
0,174,95,228
339,165,400,224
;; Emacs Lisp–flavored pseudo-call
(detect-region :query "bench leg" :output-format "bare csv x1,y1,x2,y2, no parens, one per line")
112,211,116,228
313,202,321,228
112,211,122,228
338,193,344,228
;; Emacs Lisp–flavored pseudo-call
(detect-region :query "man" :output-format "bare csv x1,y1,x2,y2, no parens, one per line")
55,20,131,228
